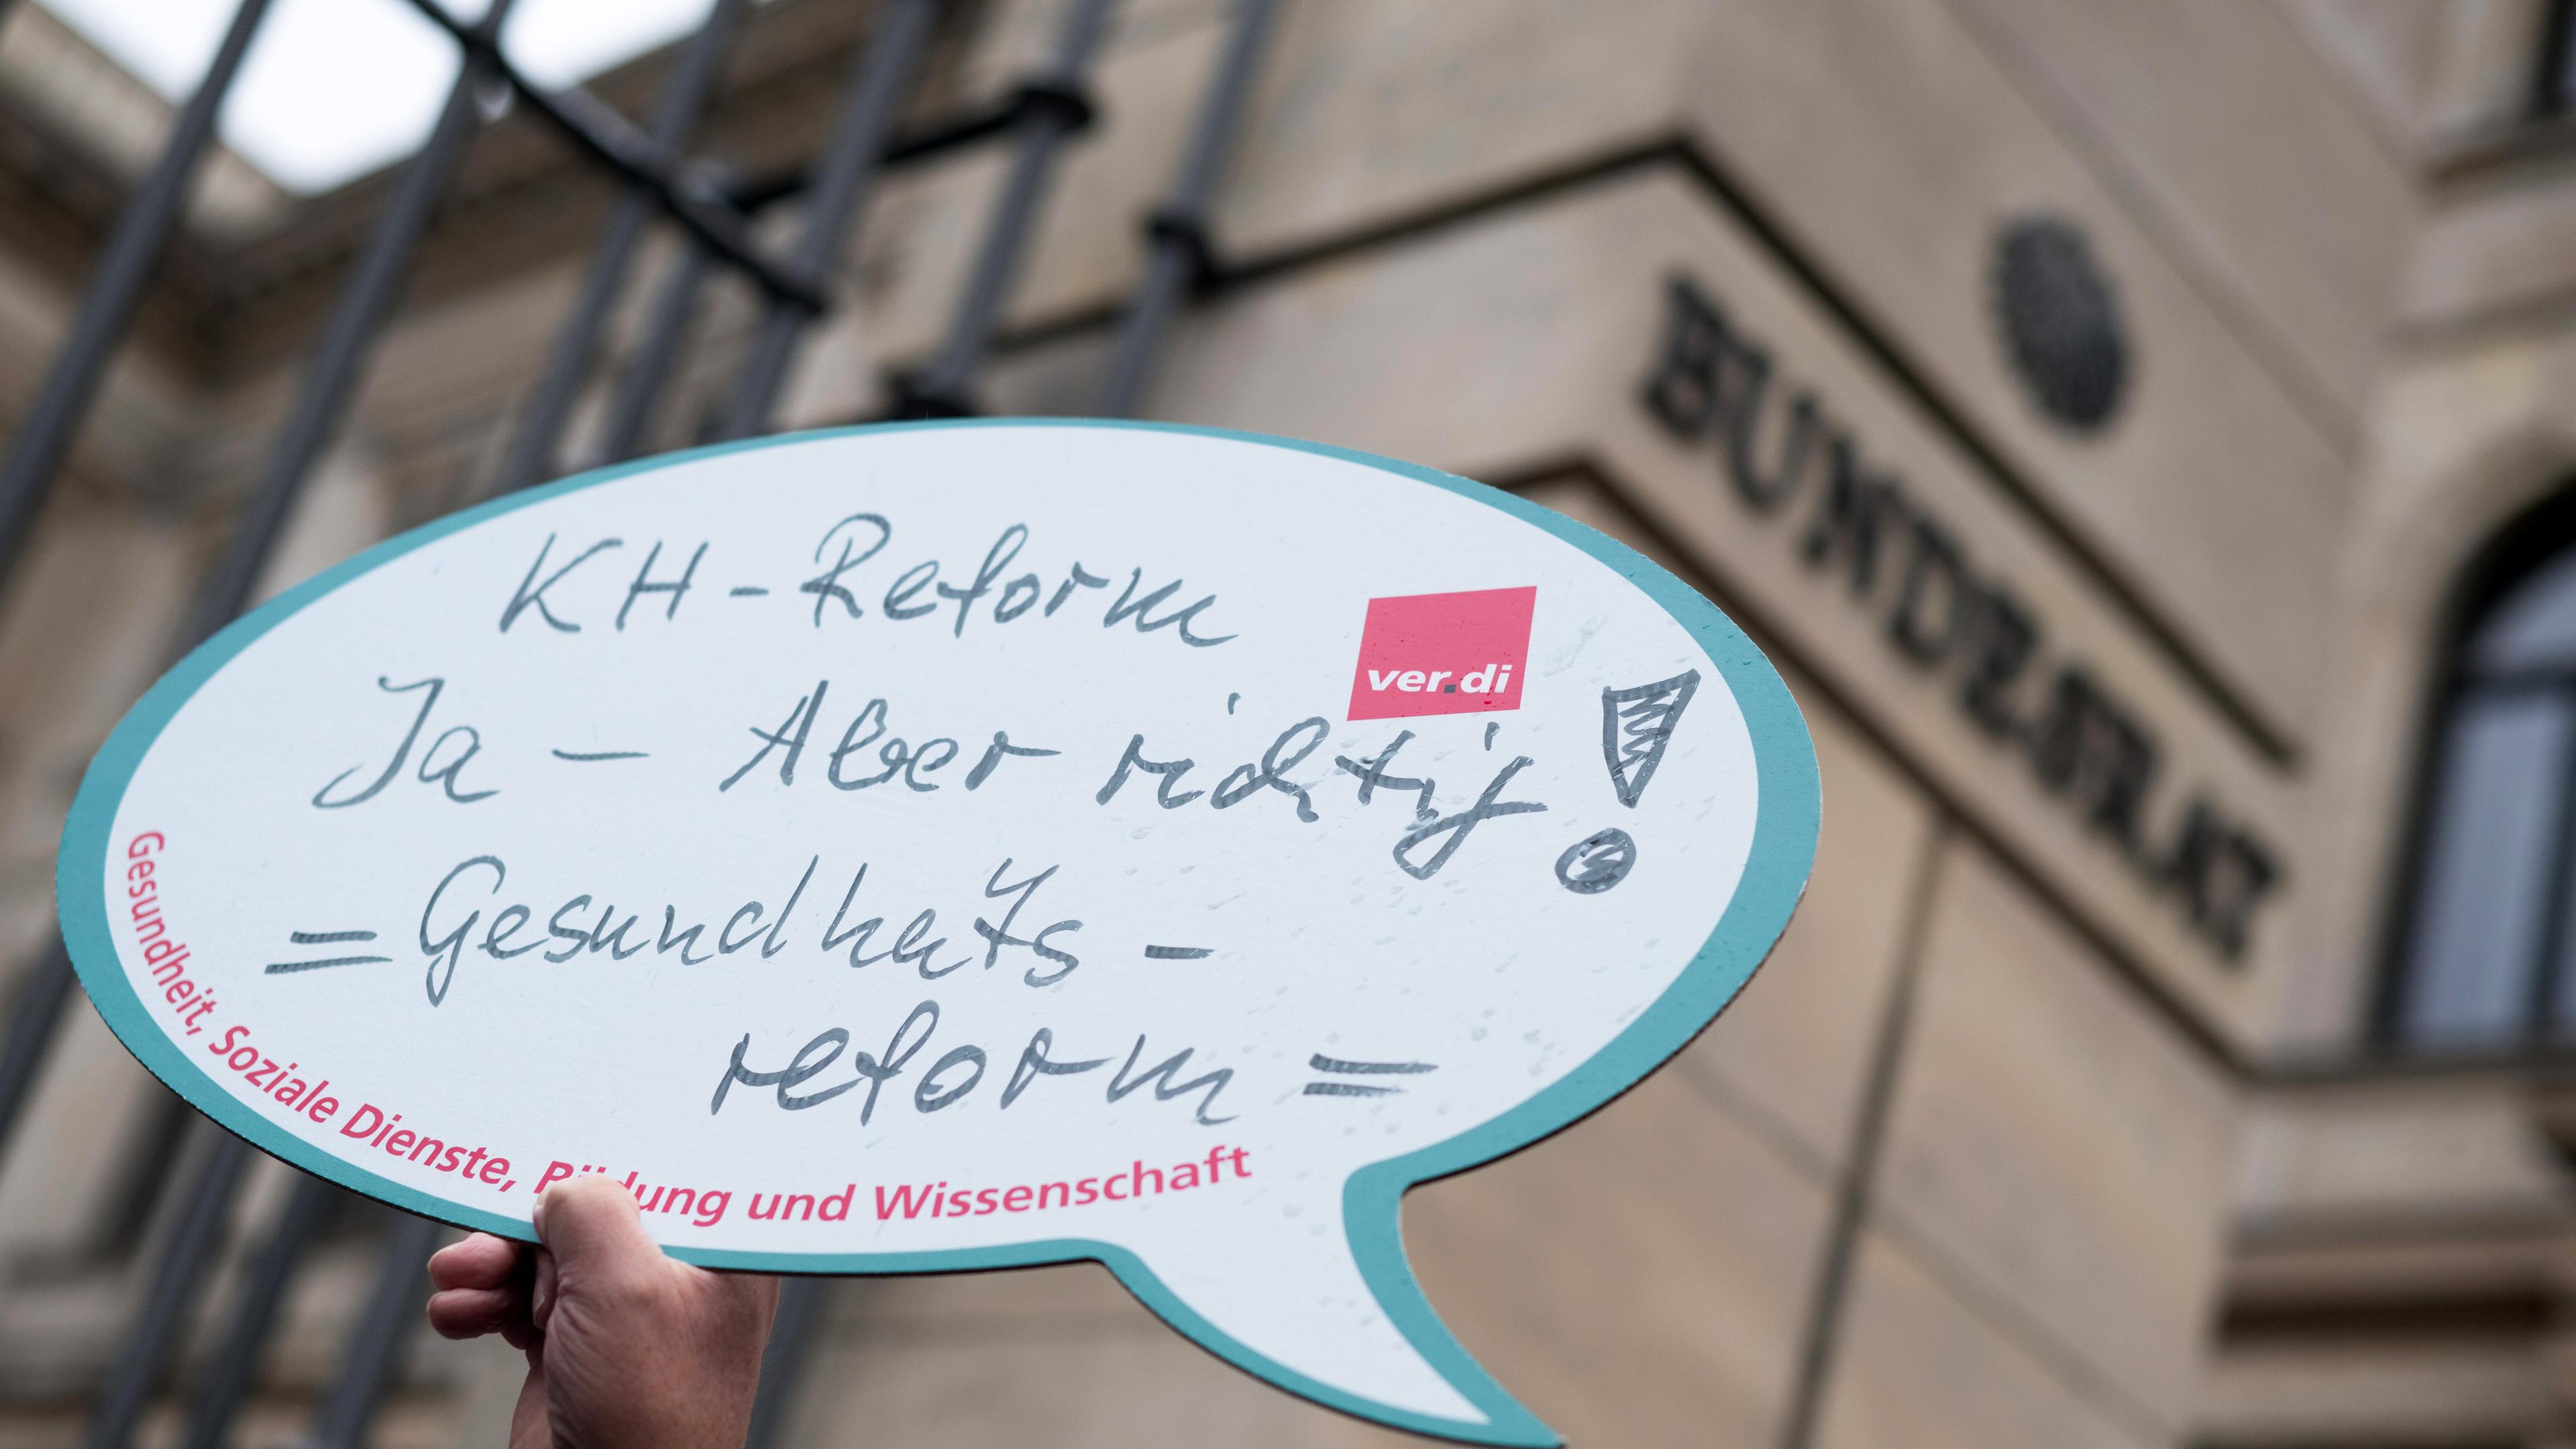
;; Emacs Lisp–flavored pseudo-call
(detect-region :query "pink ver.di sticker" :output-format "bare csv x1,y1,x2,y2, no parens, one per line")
1346,586,1536,721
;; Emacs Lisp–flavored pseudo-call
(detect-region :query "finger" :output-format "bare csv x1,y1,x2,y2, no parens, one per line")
530,1246,558,1335
429,1232,523,1293
532,1174,660,1285
426,1285,525,1340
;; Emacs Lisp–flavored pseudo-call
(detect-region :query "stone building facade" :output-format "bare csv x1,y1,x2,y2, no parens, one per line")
0,1,2570,1445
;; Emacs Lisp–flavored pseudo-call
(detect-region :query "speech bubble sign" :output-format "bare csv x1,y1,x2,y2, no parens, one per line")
62,421,1817,1445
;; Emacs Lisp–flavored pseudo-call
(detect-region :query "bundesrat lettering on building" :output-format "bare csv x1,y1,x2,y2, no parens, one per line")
1640,274,2280,963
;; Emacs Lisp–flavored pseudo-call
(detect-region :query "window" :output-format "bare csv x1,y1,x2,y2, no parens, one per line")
2389,490,2576,1049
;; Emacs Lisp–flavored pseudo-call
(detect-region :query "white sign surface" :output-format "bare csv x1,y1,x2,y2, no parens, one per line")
64,421,1817,1446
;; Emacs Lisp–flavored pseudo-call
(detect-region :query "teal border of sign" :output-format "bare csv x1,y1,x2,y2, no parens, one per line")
61,419,1817,1448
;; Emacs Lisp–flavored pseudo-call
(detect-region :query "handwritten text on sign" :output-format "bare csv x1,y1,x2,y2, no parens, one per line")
67,423,1817,1447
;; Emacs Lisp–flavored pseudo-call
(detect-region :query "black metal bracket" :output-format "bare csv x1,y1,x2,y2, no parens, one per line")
728,79,1101,211
888,369,982,420
1013,76,1098,132
1144,207,1218,290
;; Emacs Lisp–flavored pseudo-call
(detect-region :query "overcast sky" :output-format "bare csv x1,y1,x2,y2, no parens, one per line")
39,0,718,193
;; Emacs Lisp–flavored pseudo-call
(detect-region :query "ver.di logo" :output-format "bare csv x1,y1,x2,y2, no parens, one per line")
1346,586,1536,722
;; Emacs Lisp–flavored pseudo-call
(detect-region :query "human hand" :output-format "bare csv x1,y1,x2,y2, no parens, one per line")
426,1175,782,1449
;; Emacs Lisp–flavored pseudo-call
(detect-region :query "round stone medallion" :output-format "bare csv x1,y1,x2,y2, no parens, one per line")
1990,215,2129,434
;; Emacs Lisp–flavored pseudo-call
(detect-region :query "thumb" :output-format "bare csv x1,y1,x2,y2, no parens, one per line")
534,1173,662,1290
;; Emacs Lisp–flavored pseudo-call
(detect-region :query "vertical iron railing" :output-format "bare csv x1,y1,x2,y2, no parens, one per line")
738,0,1277,1430
181,0,528,649
0,0,276,622
896,0,1118,417
307,1211,445,1449
179,1175,337,1449
490,0,754,494
83,5,527,1442
595,236,715,464
742,1269,830,1449
1097,0,1277,417
0,0,1283,1438
0,0,277,1164
716,0,947,441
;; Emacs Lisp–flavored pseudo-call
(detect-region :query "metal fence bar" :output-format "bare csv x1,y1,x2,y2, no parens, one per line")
0,940,78,1166
743,1277,828,1449
0,0,284,1173
72,12,525,1441
1095,0,1277,418
492,0,753,494
596,239,714,465
718,0,948,439
739,4,1120,1421
180,1174,338,1449
0,0,274,613
715,4,981,1426
83,1135,254,1449
897,0,1119,417
307,1212,445,1449
178,0,524,648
